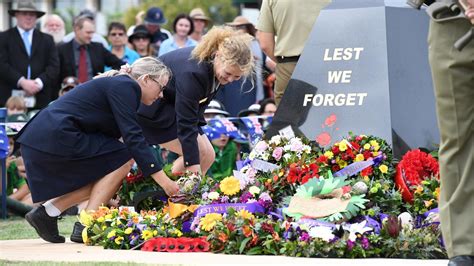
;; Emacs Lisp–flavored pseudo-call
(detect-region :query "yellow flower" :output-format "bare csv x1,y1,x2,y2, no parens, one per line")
141,230,153,240
174,229,183,237
219,176,241,196
370,140,380,151
324,151,334,159
372,152,379,157
82,227,89,245
114,236,124,245
79,210,93,226
97,216,105,223
153,230,158,236
424,199,434,208
338,160,348,168
199,213,223,231
124,227,133,234
355,154,365,162
105,214,113,220
338,141,348,152
237,209,255,220
363,143,371,150
107,230,116,239
415,186,424,194
363,176,370,182
379,164,388,174
102,225,107,230
434,187,440,200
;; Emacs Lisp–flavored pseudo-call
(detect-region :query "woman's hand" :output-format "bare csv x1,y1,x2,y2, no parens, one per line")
151,171,180,197
186,164,202,175
465,0,474,20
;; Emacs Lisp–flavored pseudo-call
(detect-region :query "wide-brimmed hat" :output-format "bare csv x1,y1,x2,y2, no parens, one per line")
144,7,167,25
238,103,261,117
226,16,252,27
189,8,211,23
60,76,80,94
205,100,229,117
8,1,45,18
128,25,152,43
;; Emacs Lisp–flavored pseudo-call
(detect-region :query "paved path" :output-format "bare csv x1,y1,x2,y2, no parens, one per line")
0,239,448,265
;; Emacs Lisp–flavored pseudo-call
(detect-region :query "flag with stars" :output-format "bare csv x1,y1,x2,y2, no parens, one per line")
240,117,264,144
205,118,247,141
0,126,9,159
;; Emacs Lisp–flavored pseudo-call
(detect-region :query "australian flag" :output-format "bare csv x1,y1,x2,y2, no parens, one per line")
240,117,264,144
0,126,9,159
203,118,246,141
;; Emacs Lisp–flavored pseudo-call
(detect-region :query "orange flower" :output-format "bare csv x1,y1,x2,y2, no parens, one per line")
132,216,139,224
250,234,259,246
218,232,228,243
272,231,280,242
242,225,252,237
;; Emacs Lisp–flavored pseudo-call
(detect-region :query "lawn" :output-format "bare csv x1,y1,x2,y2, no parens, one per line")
0,215,77,240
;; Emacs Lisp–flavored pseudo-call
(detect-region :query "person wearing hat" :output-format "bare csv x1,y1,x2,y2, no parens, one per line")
189,8,212,42
215,16,266,117
158,14,197,56
143,7,172,56
58,76,80,97
129,25,155,57
0,1,59,109
204,100,239,181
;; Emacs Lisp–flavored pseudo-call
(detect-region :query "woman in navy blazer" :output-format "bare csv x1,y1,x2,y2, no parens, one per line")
16,57,178,243
138,26,254,176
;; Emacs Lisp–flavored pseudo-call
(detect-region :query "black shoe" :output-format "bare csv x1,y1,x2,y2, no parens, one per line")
70,222,85,243
448,255,474,266
25,206,65,243
61,205,79,216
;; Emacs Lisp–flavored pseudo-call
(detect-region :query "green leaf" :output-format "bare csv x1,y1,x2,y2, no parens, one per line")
246,246,263,255
239,237,252,254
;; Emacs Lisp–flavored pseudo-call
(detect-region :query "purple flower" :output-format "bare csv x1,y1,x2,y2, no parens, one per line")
346,239,355,251
299,232,311,242
259,192,272,202
220,196,230,203
240,191,254,203
258,199,273,210
361,237,370,249
202,192,208,200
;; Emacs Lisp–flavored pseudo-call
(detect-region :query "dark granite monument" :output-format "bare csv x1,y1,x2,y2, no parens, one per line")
267,0,440,158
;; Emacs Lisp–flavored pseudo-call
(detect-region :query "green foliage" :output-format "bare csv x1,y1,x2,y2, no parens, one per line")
122,0,239,30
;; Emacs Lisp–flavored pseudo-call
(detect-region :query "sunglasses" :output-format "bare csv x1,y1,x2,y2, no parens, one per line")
150,78,167,93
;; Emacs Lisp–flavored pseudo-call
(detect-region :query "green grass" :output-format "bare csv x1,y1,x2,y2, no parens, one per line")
0,215,77,240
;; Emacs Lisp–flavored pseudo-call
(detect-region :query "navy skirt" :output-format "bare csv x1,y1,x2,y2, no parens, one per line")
21,144,131,203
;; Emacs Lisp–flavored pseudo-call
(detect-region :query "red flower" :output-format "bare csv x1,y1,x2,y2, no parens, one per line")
317,155,328,164
331,165,340,172
363,150,372,160
332,146,340,155
351,141,361,151
361,166,373,177
324,114,337,127
316,132,332,146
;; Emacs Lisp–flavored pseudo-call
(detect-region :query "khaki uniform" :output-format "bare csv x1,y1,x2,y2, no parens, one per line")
256,0,331,105
428,18,474,258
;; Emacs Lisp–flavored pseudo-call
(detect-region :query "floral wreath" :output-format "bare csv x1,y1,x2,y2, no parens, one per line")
283,172,368,223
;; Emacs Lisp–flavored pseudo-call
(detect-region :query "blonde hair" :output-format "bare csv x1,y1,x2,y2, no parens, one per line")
95,57,171,82
192,26,254,77
5,96,26,112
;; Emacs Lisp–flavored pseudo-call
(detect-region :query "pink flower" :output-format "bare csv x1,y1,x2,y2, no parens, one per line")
255,141,268,152
316,132,331,146
272,147,283,161
324,114,337,127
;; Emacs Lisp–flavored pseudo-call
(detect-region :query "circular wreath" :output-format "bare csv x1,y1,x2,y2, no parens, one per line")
395,149,439,203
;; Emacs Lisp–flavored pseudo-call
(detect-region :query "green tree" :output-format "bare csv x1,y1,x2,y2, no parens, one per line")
123,0,238,31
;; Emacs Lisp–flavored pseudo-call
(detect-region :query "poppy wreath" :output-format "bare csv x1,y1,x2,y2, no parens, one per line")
141,237,210,252
395,149,439,203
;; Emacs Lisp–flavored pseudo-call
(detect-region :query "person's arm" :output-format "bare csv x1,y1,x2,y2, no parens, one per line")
257,31,277,63
0,31,24,88
102,45,125,70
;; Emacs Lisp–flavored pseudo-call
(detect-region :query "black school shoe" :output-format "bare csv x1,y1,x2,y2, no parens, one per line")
448,256,474,266
25,206,65,243
70,222,85,243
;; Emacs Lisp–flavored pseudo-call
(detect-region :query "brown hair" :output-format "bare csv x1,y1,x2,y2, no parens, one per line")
191,26,254,77
5,96,26,112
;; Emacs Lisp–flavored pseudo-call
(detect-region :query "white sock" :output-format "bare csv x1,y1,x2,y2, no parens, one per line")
42,201,61,217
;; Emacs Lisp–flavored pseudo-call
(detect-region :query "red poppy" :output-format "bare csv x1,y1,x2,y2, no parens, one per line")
316,132,332,146
361,166,373,177
317,155,328,164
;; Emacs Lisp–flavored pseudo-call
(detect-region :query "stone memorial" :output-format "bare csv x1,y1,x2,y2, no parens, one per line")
267,0,440,158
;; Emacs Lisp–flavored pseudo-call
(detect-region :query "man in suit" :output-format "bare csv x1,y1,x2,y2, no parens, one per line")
0,2,59,109
57,16,123,95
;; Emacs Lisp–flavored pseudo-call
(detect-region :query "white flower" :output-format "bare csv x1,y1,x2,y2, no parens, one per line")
270,135,282,145
398,212,413,230
343,221,373,241
262,152,270,161
246,199,257,203
248,186,261,195
309,226,335,242
303,145,312,154
248,152,256,160
283,153,292,161
207,191,220,200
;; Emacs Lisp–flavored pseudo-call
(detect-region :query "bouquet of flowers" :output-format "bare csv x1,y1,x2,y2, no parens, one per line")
395,149,439,203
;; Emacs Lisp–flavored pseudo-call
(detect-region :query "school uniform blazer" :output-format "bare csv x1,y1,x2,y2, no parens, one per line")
0,27,59,108
16,75,160,176
138,47,217,167
57,40,124,88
